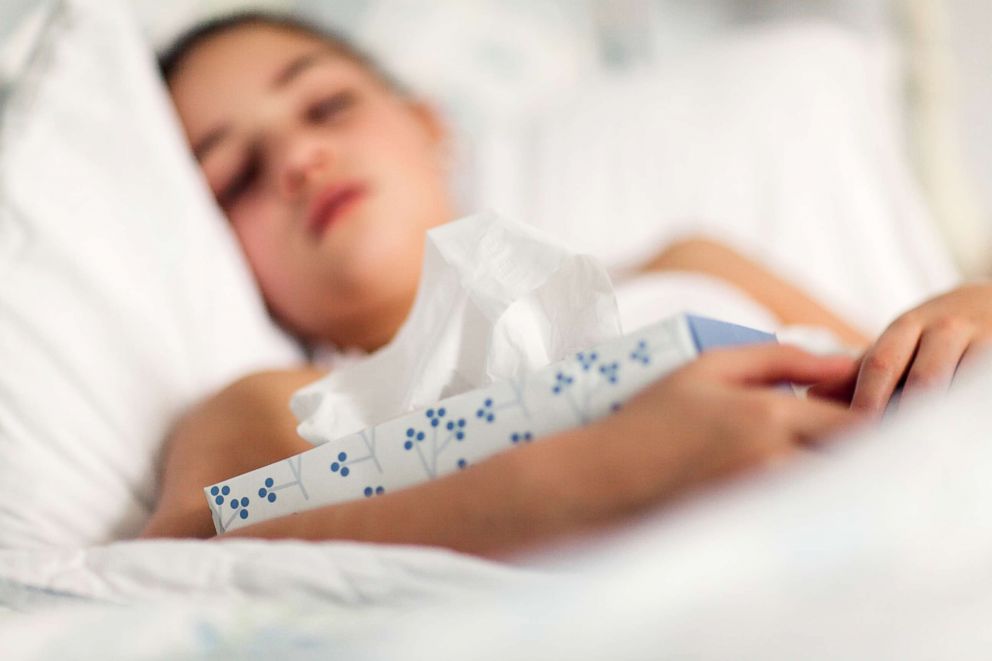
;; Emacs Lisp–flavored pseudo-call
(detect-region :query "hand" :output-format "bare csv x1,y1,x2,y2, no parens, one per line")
811,282,992,415
583,344,862,511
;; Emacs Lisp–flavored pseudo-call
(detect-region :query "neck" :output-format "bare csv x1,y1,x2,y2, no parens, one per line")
317,290,414,354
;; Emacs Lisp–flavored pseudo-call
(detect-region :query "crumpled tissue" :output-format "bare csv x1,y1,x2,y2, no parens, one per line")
291,212,622,445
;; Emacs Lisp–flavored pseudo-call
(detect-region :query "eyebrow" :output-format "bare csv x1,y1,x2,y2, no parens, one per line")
271,50,327,89
192,51,330,162
193,127,228,162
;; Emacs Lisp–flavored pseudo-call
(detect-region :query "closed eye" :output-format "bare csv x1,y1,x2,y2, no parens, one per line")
218,153,261,209
307,91,356,123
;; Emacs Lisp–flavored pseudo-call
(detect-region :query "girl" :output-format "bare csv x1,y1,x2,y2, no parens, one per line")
141,12,992,557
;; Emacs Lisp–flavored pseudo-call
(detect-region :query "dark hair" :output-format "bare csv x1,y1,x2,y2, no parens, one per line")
158,10,404,93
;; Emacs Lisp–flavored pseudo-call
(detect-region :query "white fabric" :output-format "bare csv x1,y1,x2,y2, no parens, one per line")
0,2,54,87
0,0,304,548
614,271,780,334
477,23,960,333
901,0,992,275
0,538,519,604
0,539,535,659
614,272,850,355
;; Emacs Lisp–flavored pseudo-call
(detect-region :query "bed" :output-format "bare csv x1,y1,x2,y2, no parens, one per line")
1,0,989,657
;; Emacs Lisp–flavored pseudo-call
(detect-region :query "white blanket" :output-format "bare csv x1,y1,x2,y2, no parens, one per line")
0,539,533,659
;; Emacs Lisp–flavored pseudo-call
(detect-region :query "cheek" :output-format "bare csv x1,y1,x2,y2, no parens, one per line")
330,218,424,286
374,149,451,239
228,204,299,298
339,124,448,291
228,206,271,264
393,134,442,188
359,114,445,197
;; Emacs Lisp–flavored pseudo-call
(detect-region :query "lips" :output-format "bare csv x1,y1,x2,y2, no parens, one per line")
307,182,368,239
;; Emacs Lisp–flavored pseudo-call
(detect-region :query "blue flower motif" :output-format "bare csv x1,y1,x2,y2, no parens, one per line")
445,417,467,440
577,351,599,371
257,476,278,503
229,496,250,520
598,361,620,384
630,340,651,366
211,485,232,506
510,431,534,445
551,371,575,395
425,407,447,428
363,485,386,498
404,427,427,450
475,398,496,423
330,451,351,477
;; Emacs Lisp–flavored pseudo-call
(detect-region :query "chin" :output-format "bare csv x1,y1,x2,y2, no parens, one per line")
332,245,421,307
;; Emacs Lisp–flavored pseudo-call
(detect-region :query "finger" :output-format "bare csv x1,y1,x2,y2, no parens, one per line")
696,344,858,388
902,320,973,399
782,396,864,446
850,321,921,415
807,355,862,403
958,336,992,377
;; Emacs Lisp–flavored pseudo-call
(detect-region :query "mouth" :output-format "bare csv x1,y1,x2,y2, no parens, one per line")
307,182,368,239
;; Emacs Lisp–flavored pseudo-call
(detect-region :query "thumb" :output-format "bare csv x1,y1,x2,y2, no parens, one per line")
785,395,864,446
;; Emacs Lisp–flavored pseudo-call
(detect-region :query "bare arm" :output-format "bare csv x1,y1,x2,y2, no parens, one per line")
140,368,633,551
141,368,324,539
142,347,860,558
638,236,869,348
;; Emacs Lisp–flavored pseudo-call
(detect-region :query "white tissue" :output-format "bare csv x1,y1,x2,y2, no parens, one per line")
292,213,621,445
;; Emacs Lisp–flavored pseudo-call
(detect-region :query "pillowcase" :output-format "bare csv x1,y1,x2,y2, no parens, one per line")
0,0,304,548
496,22,960,333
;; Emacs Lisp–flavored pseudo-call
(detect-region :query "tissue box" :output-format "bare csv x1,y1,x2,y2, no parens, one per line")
205,314,775,533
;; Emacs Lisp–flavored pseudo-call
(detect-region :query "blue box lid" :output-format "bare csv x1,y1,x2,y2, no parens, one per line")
686,315,777,353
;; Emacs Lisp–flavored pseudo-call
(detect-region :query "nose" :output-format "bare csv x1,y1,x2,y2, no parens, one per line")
276,132,334,200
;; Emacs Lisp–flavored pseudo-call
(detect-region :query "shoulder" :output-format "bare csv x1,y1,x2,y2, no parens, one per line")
219,367,328,406
178,367,327,439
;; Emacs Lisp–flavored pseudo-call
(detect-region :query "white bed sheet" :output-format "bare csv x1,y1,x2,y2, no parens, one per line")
0,539,533,659
0,539,519,605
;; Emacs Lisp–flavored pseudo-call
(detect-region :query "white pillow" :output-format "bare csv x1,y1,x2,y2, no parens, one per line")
484,22,960,333
0,0,304,548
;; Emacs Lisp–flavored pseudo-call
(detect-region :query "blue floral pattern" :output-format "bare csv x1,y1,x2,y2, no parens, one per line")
206,315,776,534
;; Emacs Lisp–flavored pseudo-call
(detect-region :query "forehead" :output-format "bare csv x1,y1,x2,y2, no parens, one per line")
168,25,362,139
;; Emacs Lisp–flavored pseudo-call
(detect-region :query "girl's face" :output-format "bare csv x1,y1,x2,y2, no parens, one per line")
168,24,454,350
